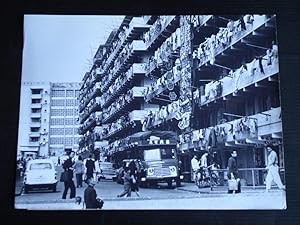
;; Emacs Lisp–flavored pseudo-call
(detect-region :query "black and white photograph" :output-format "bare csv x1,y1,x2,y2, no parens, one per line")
14,14,287,210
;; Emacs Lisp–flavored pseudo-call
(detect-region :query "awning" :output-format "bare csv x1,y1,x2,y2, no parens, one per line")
128,130,178,143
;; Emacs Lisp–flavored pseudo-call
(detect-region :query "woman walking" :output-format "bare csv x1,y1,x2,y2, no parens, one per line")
74,156,85,188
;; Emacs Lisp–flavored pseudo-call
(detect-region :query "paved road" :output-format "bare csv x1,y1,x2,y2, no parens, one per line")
14,165,286,210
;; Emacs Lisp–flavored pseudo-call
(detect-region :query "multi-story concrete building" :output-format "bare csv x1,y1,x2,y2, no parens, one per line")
17,82,51,158
49,83,81,157
79,15,284,186
17,82,81,158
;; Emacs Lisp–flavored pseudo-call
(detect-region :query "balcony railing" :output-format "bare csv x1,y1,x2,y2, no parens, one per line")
101,41,148,94
145,16,179,51
102,87,147,124
30,122,41,128
79,82,101,112
197,53,279,107
30,113,41,118
102,21,150,75
197,15,274,69
178,107,281,150
79,97,101,124
31,103,42,109
31,94,42,99
101,63,146,109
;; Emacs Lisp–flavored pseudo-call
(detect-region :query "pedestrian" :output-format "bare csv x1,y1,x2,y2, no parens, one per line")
84,177,103,209
227,150,241,193
74,155,85,188
62,151,76,199
117,167,132,198
265,145,285,192
85,154,95,181
129,160,140,197
200,151,209,178
191,155,200,182
94,159,101,182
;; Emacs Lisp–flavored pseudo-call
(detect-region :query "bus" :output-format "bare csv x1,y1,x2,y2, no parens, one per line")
110,131,183,187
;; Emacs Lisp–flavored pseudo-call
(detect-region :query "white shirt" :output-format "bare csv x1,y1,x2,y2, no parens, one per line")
200,154,208,168
191,158,200,171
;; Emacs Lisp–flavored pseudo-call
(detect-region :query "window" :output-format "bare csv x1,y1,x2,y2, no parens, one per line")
31,108,41,113
65,109,74,116
31,89,41,94
66,90,74,97
65,118,74,125
51,99,65,107
161,148,176,159
31,118,40,123
50,137,64,145
30,127,40,132
65,128,73,135
51,90,65,97
65,137,73,146
30,163,52,170
51,108,64,116
29,137,39,142
144,149,161,161
32,99,41,104
75,90,80,97
50,128,64,135
66,99,74,106
50,118,64,125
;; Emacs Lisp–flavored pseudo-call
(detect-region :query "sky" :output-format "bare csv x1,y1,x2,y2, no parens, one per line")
22,15,125,83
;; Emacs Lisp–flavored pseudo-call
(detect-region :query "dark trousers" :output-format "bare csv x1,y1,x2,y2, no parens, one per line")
118,184,131,197
62,180,76,199
76,173,83,188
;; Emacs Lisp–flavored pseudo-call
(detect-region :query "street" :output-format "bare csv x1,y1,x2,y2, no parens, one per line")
14,166,286,210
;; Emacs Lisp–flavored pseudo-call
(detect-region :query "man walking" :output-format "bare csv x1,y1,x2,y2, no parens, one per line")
227,150,241,193
62,151,76,199
85,154,95,181
265,144,285,192
191,155,200,182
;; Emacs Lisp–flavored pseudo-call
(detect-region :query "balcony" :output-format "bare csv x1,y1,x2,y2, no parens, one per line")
197,53,279,107
103,21,150,75
143,16,158,25
29,132,41,138
30,113,41,118
178,107,281,151
30,122,41,128
101,64,146,109
31,94,42,99
197,15,275,70
145,16,179,52
31,103,42,109
102,87,147,124
145,65,182,104
101,41,148,94
79,82,101,112
80,97,101,124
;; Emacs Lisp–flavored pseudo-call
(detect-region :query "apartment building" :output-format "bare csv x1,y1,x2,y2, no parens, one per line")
17,82,81,158
79,15,284,185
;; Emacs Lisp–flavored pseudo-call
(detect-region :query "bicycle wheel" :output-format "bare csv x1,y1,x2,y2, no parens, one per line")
211,173,220,186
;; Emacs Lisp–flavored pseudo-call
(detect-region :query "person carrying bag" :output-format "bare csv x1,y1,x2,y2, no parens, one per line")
227,150,241,194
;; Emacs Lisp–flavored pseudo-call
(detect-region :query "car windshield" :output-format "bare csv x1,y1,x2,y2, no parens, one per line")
144,148,176,161
29,163,52,170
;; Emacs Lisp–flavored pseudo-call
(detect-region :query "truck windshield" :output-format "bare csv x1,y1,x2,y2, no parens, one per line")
144,148,176,161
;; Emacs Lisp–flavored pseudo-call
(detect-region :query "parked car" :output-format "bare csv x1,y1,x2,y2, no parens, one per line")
99,162,117,181
23,159,58,193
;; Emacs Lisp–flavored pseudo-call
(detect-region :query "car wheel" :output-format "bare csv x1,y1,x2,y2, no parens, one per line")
175,178,181,187
52,184,57,192
167,179,172,188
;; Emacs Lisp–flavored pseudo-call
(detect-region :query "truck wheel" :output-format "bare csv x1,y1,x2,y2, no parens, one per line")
175,178,181,187
24,185,29,194
167,180,172,188
52,184,57,192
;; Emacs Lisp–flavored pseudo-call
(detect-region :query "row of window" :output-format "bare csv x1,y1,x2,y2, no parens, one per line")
51,99,79,106
50,118,80,125
49,137,80,145
50,108,78,116
49,128,78,135
51,90,80,97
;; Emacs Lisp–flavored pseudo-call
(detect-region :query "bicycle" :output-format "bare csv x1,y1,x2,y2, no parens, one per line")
194,164,220,190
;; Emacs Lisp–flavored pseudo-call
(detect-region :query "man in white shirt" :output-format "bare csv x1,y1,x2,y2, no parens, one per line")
191,155,200,182
265,145,285,192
